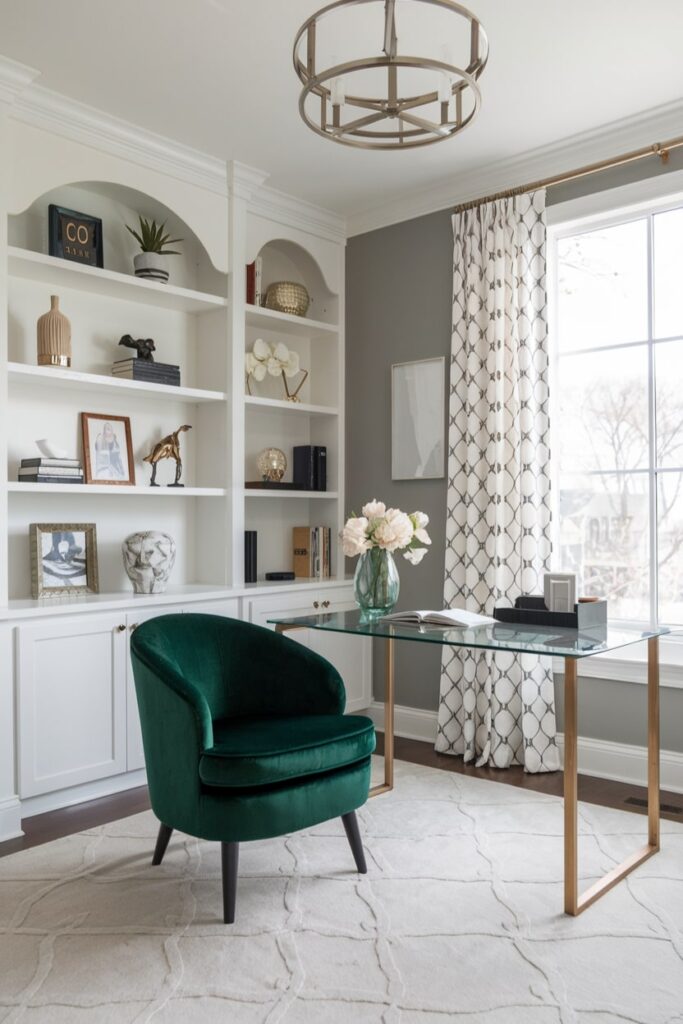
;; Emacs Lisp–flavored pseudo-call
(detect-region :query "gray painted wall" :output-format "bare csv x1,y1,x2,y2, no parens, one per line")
345,152,683,752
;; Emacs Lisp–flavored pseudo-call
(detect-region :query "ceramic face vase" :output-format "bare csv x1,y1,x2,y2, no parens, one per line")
122,531,176,594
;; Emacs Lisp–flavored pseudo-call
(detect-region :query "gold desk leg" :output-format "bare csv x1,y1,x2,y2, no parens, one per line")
564,637,661,916
564,657,578,915
370,635,394,798
648,636,661,849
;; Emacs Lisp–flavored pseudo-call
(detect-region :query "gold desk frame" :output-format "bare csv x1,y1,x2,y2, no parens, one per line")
563,636,660,915
276,624,661,915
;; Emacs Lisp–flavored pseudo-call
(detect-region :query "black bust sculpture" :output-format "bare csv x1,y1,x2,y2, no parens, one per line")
119,334,156,361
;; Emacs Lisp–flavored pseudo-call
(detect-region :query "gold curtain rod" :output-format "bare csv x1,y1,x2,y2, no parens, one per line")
453,133,683,214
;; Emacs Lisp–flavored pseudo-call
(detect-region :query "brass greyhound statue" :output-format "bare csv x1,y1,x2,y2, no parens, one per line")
144,424,192,487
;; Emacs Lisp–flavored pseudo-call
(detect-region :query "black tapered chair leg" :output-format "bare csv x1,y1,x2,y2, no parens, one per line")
221,842,239,923
341,811,367,874
152,823,173,865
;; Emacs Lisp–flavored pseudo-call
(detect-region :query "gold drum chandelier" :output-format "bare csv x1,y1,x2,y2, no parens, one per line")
293,0,488,149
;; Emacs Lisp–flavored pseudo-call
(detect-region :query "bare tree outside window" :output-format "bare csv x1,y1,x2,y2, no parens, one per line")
554,210,683,627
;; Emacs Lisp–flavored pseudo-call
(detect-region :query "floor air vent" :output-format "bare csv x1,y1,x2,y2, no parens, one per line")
625,796,682,814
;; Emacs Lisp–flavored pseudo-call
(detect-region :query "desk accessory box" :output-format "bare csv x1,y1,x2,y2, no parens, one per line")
493,595,607,630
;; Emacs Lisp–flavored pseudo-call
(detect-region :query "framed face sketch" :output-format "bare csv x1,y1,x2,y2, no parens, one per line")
391,357,446,480
81,412,135,485
30,523,99,598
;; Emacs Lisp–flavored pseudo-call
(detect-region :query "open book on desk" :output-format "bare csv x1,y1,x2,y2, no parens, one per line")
382,608,497,628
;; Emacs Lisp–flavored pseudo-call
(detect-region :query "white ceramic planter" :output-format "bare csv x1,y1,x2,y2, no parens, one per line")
133,252,169,283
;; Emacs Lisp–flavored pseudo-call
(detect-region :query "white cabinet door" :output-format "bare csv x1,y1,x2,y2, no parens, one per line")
125,604,186,772
17,613,128,797
182,599,240,618
246,587,372,712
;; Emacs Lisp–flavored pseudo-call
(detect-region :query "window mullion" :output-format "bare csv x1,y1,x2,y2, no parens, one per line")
646,212,659,627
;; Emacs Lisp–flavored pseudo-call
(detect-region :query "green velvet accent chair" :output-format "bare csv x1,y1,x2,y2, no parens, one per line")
130,613,375,923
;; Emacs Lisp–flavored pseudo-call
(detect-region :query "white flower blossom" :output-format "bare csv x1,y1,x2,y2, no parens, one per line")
362,499,386,519
404,547,427,565
374,508,413,551
341,516,371,557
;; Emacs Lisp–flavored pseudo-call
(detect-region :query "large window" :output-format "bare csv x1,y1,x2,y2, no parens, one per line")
551,202,683,628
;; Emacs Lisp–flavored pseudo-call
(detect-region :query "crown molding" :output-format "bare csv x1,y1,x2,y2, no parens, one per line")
228,160,270,202
347,98,683,237
10,81,228,196
250,183,347,244
0,55,40,106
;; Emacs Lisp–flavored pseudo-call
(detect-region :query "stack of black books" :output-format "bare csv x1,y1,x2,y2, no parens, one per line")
293,445,327,491
18,457,84,484
112,359,180,386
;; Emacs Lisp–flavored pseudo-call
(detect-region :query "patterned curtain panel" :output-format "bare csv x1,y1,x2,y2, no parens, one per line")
435,190,559,773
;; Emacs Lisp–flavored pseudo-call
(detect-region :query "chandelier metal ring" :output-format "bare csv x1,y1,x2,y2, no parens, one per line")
293,0,488,150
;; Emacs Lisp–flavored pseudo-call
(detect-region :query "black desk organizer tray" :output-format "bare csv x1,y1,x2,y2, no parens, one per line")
494,595,607,630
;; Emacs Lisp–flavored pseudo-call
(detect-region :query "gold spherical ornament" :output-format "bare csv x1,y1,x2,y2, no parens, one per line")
257,447,287,483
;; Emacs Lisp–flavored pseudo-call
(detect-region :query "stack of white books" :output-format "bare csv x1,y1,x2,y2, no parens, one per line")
18,457,84,484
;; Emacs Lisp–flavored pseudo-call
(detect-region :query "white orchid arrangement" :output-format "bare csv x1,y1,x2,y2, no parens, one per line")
245,338,307,401
246,338,301,383
342,500,431,565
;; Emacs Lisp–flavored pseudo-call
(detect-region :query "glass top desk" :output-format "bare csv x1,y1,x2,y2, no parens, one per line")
270,610,670,916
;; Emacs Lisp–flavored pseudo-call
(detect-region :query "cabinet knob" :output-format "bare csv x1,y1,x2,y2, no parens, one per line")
116,624,126,632
129,623,139,632
322,600,330,609
313,601,320,609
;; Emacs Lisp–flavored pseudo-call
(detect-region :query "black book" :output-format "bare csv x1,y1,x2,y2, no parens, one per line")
19,475,84,484
244,530,257,583
293,445,316,490
314,446,327,491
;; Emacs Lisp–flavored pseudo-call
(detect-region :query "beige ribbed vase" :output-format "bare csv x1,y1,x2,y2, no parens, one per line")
37,295,71,367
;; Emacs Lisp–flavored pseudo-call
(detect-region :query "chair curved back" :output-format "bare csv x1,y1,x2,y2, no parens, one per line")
131,613,345,722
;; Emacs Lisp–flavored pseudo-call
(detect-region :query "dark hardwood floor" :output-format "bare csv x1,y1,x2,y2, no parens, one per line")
1,734,681,859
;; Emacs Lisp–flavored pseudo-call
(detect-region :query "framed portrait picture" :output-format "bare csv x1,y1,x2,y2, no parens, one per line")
30,523,99,599
391,356,446,480
48,204,104,268
81,412,135,485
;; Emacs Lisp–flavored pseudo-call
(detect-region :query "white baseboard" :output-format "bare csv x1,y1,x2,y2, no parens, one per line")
0,795,24,843
368,700,440,743
555,733,683,795
368,701,683,794
19,769,148,821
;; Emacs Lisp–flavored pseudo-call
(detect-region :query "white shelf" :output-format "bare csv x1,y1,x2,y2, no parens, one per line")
8,482,226,497
8,362,227,404
8,248,228,314
2,584,233,620
244,489,338,499
245,303,338,337
0,577,355,620
244,395,338,417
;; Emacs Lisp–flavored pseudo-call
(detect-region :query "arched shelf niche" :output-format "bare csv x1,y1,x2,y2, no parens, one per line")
253,239,339,325
8,180,228,297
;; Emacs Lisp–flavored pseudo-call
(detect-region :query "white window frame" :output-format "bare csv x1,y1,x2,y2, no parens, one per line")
547,169,683,688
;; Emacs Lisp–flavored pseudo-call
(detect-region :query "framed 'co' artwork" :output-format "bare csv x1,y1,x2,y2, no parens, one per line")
48,204,104,268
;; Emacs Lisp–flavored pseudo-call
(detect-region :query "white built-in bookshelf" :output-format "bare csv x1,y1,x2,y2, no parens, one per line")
1,171,346,612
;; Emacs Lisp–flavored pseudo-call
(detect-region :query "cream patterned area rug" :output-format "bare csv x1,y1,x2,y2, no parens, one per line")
2,759,683,1024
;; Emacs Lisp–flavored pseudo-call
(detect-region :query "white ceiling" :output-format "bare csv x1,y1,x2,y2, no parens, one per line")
1,0,682,221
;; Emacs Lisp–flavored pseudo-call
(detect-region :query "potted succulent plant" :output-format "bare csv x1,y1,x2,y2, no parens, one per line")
125,216,183,284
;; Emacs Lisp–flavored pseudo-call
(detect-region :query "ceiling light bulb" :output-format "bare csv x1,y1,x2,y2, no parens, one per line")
438,73,451,104
331,77,346,106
